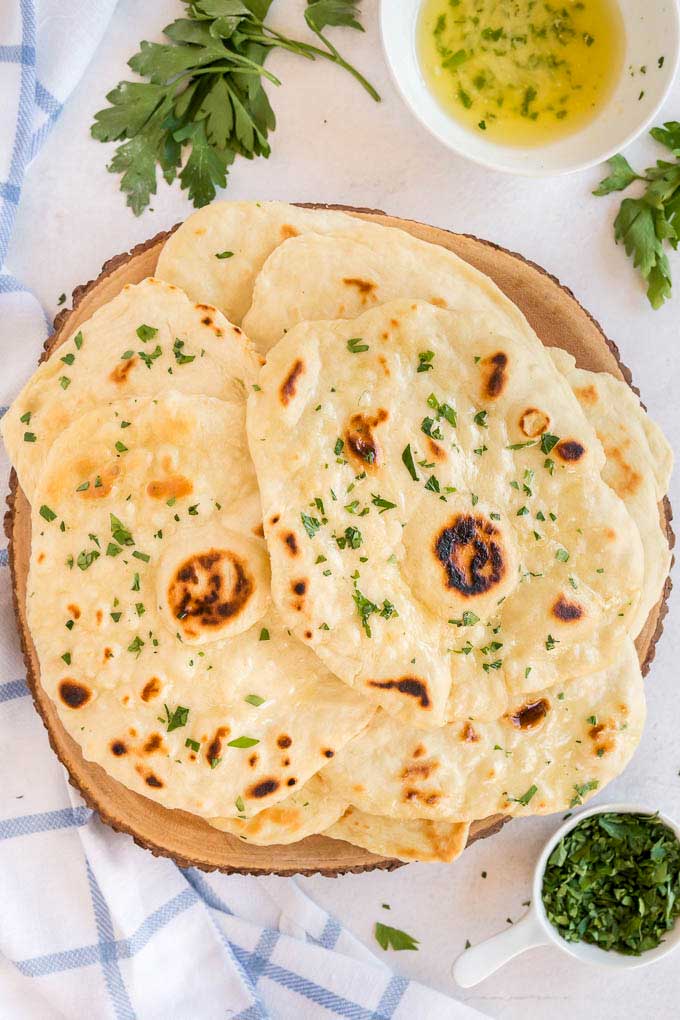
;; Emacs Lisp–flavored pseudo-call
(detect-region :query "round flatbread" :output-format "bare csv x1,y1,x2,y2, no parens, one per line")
1,277,260,502
27,392,373,819
322,639,645,821
247,299,644,727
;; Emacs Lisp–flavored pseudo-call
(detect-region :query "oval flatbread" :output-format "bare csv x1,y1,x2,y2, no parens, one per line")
247,299,644,726
322,639,645,821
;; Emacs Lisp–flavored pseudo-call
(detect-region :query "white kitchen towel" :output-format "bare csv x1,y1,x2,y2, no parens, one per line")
0,3,487,1018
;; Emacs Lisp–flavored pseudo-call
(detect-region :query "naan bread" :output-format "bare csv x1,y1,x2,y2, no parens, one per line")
247,299,644,727
156,201,542,353
1,277,259,502
242,230,542,357
209,774,347,845
549,348,672,638
27,392,373,819
325,809,470,864
322,639,645,821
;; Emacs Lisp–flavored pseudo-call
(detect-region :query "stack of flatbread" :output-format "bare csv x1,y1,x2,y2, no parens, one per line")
2,202,672,864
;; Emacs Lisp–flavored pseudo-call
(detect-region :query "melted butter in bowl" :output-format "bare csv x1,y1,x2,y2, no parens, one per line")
417,0,625,147
380,0,680,176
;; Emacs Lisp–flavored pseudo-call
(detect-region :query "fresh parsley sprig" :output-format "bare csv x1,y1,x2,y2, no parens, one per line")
594,121,680,309
92,0,379,215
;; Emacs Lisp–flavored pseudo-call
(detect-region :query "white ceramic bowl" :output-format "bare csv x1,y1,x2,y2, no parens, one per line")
380,1,680,177
453,803,680,986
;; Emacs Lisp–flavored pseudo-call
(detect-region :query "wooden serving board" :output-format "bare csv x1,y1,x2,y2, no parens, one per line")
5,208,673,876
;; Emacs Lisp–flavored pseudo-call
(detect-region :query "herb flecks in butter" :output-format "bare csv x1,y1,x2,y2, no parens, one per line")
418,0,624,147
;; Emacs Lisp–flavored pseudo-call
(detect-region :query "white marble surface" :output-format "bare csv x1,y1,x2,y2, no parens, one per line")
7,2,680,1016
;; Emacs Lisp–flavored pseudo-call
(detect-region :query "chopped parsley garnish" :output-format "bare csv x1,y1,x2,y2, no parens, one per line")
115,440,128,453
346,336,369,353
555,548,570,563
110,513,134,546
23,432,37,443
301,512,321,538
570,780,600,807
449,611,479,627
138,344,162,368
173,337,195,364
73,331,83,349
336,526,362,550
427,393,457,427
540,433,560,455
39,505,57,523
162,704,189,731
545,634,559,650
235,795,245,813
514,784,538,806
244,694,265,707
334,437,344,456
61,652,71,665
374,923,419,952
61,352,75,366
259,628,270,641
215,250,234,259
127,635,145,656
59,376,71,389
209,757,222,769
136,323,158,342
421,416,443,440
542,811,680,954
132,550,150,563
371,493,397,512
227,736,260,748
352,583,397,637
401,444,419,481
417,350,435,373
185,737,200,752
424,475,440,492
77,548,100,571
473,410,488,428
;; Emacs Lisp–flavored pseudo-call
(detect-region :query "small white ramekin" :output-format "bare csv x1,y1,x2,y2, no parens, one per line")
380,1,680,177
453,803,680,986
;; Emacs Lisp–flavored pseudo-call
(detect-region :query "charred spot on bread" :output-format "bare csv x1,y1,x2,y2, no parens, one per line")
280,359,304,405
369,676,430,709
507,698,550,730
58,679,91,709
168,549,254,638
434,515,506,597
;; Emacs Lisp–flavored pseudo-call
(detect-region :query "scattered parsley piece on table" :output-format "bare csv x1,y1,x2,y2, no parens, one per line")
594,122,680,308
374,922,419,952
92,1,379,214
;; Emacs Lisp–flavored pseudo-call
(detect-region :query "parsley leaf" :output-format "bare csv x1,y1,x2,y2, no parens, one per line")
593,123,680,308
92,3,378,215
374,922,419,952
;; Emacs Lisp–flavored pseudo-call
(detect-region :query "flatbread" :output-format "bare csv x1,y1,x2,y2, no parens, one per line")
549,348,672,638
247,299,644,727
156,201,543,353
209,773,347,845
1,277,260,502
27,392,373,819
325,808,470,864
322,638,645,821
